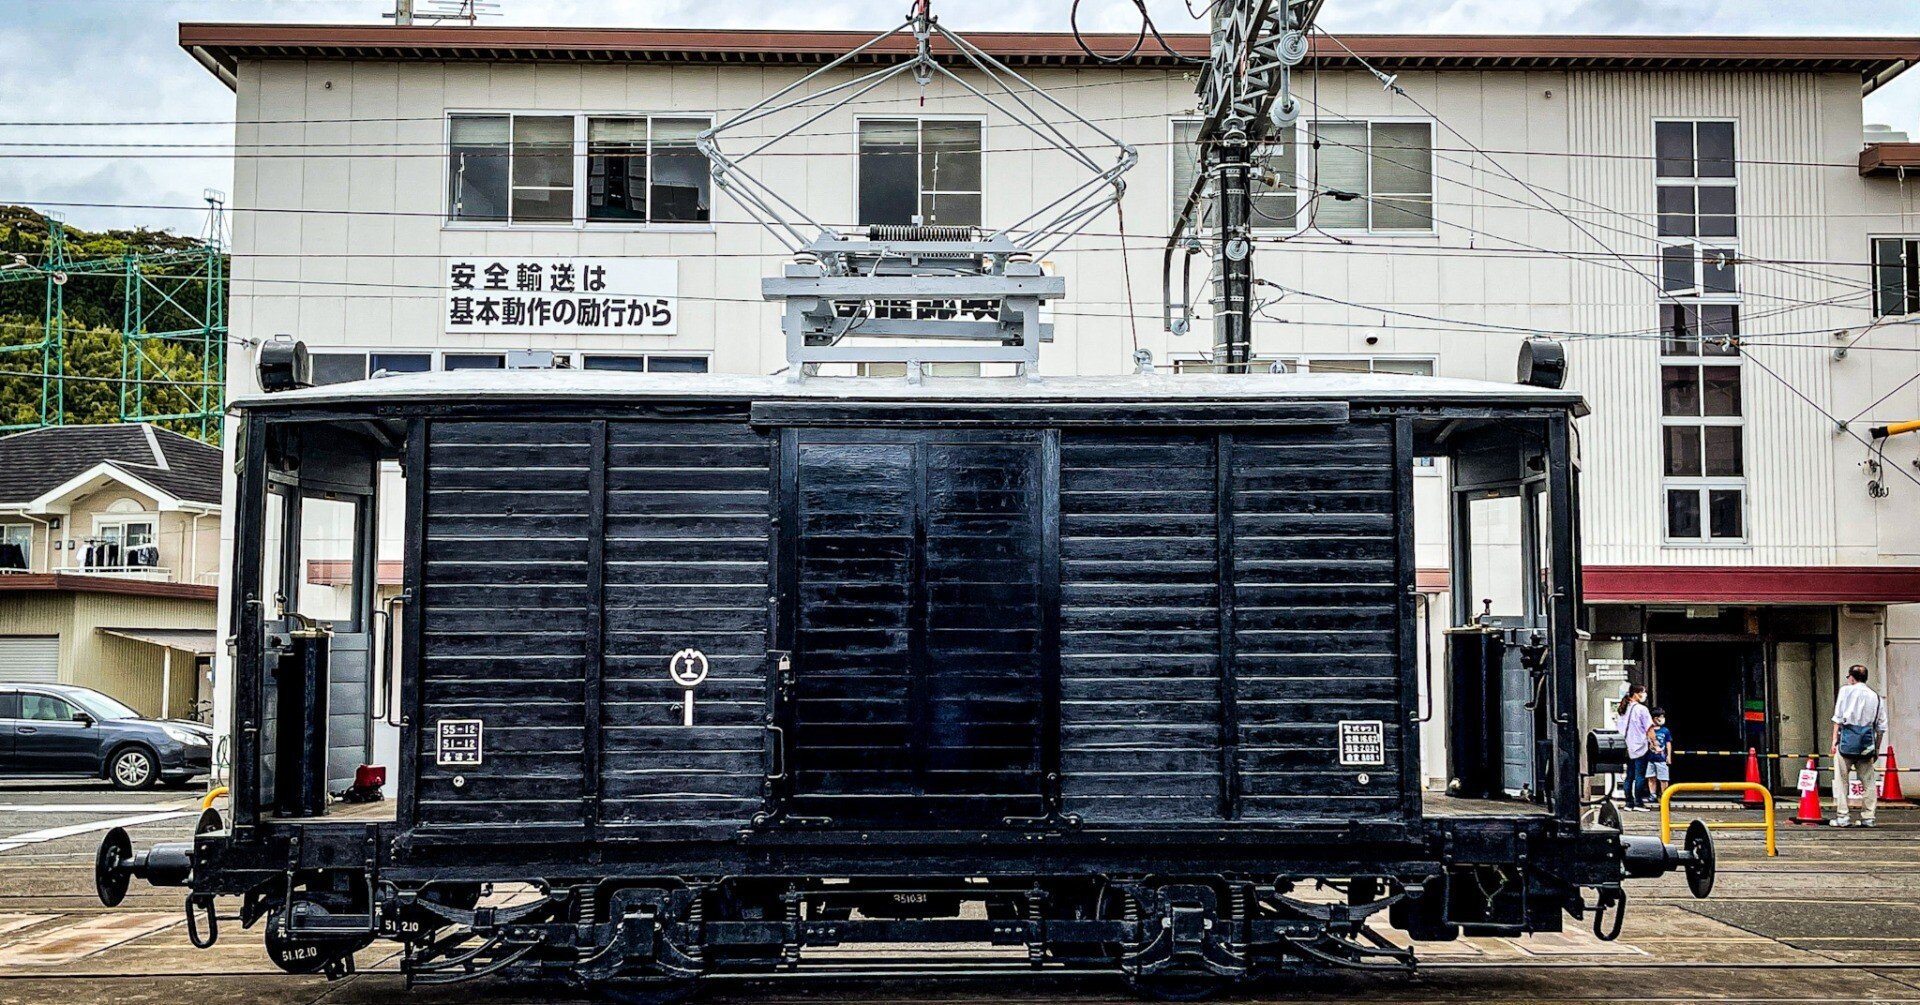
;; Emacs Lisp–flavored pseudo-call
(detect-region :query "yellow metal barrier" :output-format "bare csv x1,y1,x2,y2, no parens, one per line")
199,786,229,812
1660,782,1776,857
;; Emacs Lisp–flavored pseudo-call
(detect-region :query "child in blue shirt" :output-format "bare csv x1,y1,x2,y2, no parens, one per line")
1646,708,1673,799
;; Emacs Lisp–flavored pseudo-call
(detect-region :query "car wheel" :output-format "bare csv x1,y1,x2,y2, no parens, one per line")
109,747,158,790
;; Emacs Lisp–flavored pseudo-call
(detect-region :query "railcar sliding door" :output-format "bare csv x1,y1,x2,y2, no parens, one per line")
410,419,774,841
782,428,1047,826
1057,422,1413,826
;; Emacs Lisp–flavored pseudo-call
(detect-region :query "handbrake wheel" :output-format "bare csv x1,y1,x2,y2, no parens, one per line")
1683,819,1715,899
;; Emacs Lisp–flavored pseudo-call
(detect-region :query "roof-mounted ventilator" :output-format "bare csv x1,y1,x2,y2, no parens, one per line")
697,0,1136,379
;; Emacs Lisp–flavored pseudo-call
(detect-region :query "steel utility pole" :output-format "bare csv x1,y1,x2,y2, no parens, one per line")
1166,0,1322,372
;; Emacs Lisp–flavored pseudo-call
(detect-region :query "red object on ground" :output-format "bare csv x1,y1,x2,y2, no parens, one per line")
355,764,387,790
1883,746,1907,803
1743,748,1766,806
1793,755,1824,825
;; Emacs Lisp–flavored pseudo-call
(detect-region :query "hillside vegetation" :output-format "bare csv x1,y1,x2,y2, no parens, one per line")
0,206,224,439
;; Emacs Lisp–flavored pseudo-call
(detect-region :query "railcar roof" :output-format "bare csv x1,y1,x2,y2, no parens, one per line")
234,369,1583,411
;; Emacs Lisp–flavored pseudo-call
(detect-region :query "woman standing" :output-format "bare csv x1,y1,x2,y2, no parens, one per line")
1617,684,1654,811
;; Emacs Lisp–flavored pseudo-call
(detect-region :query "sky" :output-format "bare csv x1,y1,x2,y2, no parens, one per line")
2,0,1918,235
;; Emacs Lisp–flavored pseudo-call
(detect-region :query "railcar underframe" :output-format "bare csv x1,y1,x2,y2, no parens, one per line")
95,377,1710,999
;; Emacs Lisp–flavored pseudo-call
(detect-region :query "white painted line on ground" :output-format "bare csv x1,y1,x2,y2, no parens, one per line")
0,913,57,938
0,803,196,814
0,810,190,853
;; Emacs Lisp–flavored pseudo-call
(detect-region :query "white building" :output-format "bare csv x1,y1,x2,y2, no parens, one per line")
182,22,1920,792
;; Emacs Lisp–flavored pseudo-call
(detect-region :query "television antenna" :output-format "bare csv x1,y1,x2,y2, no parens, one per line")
385,0,500,25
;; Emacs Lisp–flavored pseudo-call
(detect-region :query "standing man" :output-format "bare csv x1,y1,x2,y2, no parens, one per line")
1830,664,1889,828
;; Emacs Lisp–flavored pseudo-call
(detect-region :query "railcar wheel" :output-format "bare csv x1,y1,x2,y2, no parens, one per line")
264,923,370,976
588,976,703,1005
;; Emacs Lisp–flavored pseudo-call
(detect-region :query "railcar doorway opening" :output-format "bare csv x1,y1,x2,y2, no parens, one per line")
242,419,404,826
1431,417,1573,814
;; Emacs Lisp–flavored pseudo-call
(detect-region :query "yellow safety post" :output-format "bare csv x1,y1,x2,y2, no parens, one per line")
200,786,229,812
1660,782,1776,857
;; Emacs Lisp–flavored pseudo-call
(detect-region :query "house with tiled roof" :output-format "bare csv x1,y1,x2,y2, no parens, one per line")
0,424,221,718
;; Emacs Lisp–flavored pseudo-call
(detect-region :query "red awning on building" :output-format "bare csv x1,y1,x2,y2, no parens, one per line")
1583,566,1920,605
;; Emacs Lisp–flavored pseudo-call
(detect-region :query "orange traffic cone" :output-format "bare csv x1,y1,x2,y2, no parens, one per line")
1793,755,1824,825
1743,747,1766,806
1883,746,1907,804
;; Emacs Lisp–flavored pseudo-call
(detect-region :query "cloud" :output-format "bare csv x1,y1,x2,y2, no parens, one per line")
1,0,1917,232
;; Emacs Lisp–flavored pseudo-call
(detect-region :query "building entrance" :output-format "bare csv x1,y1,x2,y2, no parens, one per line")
1650,640,1764,786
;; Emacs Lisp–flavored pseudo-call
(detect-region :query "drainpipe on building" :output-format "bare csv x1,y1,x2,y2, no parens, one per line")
17,512,54,572
187,511,209,585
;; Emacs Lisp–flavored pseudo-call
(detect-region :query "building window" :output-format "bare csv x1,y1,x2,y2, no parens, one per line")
448,113,712,227
443,353,505,370
0,523,30,571
1656,120,1736,180
1872,237,1920,316
1308,121,1434,231
1656,120,1737,299
1171,120,1298,228
1661,245,1738,296
587,117,712,223
311,352,367,385
1171,355,1434,375
1655,121,1743,543
581,354,710,373
370,352,432,376
1659,304,1745,541
858,119,983,228
447,113,573,224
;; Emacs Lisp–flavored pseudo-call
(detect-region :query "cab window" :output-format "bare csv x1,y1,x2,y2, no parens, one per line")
0,692,18,718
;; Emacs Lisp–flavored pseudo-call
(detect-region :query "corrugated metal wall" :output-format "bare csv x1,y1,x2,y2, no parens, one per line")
0,590,214,717
1566,71,1843,568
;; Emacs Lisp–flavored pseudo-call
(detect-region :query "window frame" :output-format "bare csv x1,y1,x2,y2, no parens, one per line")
1870,235,1920,317
1657,311,1747,545
1168,117,1302,233
307,349,716,385
92,514,157,556
1171,117,1436,236
583,114,716,227
0,523,31,570
853,114,987,230
443,110,716,232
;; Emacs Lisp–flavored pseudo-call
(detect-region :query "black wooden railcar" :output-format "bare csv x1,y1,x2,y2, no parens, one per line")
96,368,1709,1000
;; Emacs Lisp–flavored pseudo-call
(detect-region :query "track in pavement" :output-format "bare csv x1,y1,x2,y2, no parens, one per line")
3,787,1919,1004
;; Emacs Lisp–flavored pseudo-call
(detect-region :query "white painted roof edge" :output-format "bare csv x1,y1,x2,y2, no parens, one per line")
233,370,1583,409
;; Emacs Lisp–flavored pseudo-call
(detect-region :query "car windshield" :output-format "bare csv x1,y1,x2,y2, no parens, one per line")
66,690,142,721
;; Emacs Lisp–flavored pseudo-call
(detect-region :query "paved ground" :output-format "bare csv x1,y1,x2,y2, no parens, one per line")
2,780,1919,1004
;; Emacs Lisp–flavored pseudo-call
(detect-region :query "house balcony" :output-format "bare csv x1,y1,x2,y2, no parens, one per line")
52,564,178,583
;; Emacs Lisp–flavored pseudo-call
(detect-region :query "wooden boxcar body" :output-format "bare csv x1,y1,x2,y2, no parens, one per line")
95,370,1708,998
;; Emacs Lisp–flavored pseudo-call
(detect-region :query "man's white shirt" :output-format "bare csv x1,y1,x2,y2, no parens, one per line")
1832,681,1888,730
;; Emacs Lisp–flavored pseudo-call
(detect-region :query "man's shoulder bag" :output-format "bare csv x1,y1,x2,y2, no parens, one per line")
1838,696,1883,758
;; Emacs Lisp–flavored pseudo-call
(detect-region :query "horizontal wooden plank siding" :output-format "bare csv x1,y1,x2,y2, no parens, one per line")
1230,422,1405,822
600,421,772,833
417,420,594,834
413,419,772,839
1058,431,1222,822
